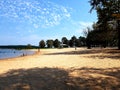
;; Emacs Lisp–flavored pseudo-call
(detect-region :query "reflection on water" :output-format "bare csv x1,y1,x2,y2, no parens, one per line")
0,49,35,59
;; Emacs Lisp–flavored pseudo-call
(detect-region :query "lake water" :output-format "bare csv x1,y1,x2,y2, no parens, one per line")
0,49,35,59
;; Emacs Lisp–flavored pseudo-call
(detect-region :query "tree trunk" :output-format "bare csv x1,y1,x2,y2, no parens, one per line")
118,20,120,49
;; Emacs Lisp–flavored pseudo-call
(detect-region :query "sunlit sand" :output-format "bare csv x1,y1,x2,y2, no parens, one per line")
0,48,119,74
0,48,120,89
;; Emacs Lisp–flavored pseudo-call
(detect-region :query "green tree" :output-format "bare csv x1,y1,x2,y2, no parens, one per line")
83,27,91,38
69,36,77,47
68,40,73,47
86,22,110,48
27,44,32,49
75,39,81,47
53,39,60,48
89,0,120,49
87,29,107,47
46,40,53,48
61,37,68,45
79,36,86,46
39,40,45,48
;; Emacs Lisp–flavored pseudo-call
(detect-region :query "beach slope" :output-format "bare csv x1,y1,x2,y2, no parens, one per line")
0,48,120,89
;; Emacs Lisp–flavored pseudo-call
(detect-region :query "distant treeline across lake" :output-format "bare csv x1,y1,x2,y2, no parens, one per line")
0,45,39,49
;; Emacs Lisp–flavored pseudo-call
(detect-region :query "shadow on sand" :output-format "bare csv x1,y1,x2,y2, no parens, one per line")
0,67,120,90
45,48,120,59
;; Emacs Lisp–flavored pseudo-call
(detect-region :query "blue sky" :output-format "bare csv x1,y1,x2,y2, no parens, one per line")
0,0,97,45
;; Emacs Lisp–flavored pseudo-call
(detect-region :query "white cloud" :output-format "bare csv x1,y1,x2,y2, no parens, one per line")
33,24,39,29
0,0,72,28
73,21,93,34
79,21,93,28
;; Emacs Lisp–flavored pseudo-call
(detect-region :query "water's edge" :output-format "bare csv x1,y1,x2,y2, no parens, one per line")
0,49,35,60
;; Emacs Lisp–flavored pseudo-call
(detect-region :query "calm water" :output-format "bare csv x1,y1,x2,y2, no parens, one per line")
0,49,35,59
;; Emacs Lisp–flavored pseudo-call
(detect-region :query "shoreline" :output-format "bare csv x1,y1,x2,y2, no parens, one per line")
0,49,38,60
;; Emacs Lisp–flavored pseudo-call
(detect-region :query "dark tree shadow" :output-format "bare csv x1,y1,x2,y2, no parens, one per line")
45,48,120,59
0,67,69,90
0,67,120,90
67,67,120,90
45,49,101,55
86,49,120,59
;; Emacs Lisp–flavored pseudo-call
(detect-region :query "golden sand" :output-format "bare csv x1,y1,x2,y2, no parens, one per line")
0,48,120,74
0,48,120,90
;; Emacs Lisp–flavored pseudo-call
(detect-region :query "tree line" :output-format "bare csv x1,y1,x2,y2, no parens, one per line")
2,0,119,50
0,45,39,49
40,0,120,49
88,0,120,49
39,36,86,48
85,23,118,49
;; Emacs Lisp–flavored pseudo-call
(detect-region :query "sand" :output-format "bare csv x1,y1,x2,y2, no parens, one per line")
0,48,120,90
0,48,120,74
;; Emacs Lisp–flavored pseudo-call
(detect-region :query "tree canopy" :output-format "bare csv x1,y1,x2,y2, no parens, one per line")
53,39,60,48
46,40,53,48
39,40,45,48
89,0,120,49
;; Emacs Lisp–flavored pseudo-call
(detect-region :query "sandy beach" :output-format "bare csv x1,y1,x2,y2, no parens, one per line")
0,48,120,90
